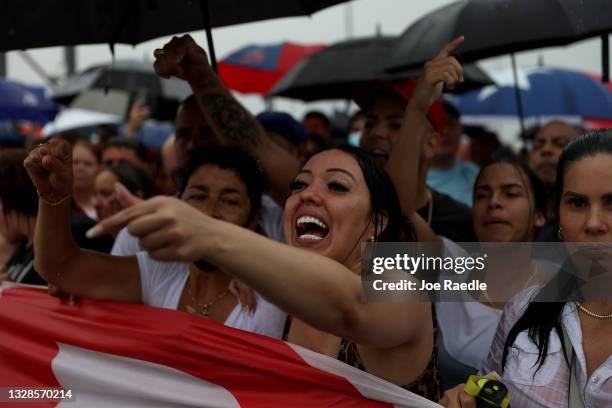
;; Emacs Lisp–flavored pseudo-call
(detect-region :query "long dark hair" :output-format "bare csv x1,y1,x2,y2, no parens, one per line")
501,129,612,373
303,145,415,244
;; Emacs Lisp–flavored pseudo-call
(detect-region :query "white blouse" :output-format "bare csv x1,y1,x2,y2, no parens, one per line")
482,288,612,407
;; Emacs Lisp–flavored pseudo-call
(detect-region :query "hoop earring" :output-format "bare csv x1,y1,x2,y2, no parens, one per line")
558,227,564,241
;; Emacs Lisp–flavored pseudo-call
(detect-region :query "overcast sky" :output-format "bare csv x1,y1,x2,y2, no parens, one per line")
5,0,607,119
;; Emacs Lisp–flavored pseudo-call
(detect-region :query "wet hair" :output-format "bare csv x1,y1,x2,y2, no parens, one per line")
501,130,612,375
474,152,546,228
178,146,264,224
554,128,612,211
105,162,152,199
303,145,415,243
0,149,38,217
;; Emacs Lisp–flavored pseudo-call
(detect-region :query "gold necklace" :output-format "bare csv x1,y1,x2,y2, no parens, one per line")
575,302,612,320
186,278,230,317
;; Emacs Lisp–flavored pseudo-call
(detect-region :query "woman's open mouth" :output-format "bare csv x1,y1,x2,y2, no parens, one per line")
295,215,329,242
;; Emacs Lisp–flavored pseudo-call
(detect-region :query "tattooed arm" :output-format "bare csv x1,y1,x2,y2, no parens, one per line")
154,35,299,206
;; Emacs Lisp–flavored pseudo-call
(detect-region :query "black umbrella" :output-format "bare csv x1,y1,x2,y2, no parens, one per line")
1,0,349,71
384,0,612,82
270,36,494,101
49,60,192,121
384,0,612,137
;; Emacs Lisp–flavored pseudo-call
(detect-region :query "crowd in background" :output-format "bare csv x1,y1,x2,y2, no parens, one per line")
1,34,611,407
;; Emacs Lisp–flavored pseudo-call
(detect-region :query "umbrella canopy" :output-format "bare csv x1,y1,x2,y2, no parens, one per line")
0,0,349,52
218,42,325,95
50,60,192,121
385,0,612,73
42,108,122,137
0,78,58,122
270,36,494,102
456,67,612,120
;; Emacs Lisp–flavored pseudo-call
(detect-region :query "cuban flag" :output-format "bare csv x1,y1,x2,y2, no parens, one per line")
0,283,442,407
218,42,325,95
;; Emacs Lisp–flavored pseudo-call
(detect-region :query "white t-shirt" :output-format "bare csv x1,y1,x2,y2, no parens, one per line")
111,194,285,256
136,251,287,339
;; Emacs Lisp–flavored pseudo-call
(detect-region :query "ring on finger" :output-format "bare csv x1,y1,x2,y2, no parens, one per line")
154,49,166,57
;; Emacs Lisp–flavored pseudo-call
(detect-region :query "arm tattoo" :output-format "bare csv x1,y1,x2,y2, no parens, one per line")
199,93,261,148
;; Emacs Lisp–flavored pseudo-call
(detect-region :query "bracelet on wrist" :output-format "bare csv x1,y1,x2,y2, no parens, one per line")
37,191,71,206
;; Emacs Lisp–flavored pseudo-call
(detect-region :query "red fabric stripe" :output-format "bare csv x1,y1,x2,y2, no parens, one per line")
0,286,392,407
276,43,325,71
218,43,324,95
218,63,283,94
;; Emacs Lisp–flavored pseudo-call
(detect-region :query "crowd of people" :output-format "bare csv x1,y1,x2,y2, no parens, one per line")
1,34,611,407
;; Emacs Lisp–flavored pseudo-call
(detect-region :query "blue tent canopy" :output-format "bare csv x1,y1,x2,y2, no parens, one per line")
0,78,59,123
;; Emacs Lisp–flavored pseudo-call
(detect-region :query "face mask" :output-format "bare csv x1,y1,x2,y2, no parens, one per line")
348,131,361,147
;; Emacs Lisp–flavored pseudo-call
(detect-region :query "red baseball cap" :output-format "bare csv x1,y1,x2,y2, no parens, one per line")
353,79,446,134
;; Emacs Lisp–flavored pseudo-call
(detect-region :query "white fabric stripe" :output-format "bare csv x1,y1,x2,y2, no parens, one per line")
53,343,241,408
287,343,442,408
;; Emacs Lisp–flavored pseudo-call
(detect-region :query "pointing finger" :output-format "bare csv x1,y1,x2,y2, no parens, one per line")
436,36,465,59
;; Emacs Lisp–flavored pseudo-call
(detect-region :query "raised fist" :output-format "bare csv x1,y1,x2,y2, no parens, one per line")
23,138,73,205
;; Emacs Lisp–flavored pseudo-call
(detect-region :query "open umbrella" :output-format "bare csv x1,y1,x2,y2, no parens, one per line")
455,66,612,122
384,0,612,81
1,0,349,71
0,78,58,122
42,108,123,138
384,0,612,136
270,36,494,101
50,60,192,121
218,42,325,95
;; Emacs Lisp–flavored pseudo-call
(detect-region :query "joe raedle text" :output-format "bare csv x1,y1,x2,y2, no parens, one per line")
371,279,487,292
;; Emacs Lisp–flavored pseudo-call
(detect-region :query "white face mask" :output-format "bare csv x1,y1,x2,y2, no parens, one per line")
348,131,362,147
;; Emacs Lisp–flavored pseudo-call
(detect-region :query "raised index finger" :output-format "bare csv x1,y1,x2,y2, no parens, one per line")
435,36,465,59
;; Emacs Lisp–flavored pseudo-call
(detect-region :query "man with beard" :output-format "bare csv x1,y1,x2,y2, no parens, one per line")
528,120,578,241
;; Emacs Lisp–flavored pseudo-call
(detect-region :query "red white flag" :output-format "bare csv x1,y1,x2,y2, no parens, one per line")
0,283,441,407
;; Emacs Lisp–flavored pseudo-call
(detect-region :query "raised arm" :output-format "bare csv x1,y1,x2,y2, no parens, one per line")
154,35,300,206
387,37,464,242
24,139,140,302
94,197,430,348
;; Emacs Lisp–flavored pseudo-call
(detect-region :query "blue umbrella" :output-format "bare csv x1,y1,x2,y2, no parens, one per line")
0,78,59,122
456,67,612,120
